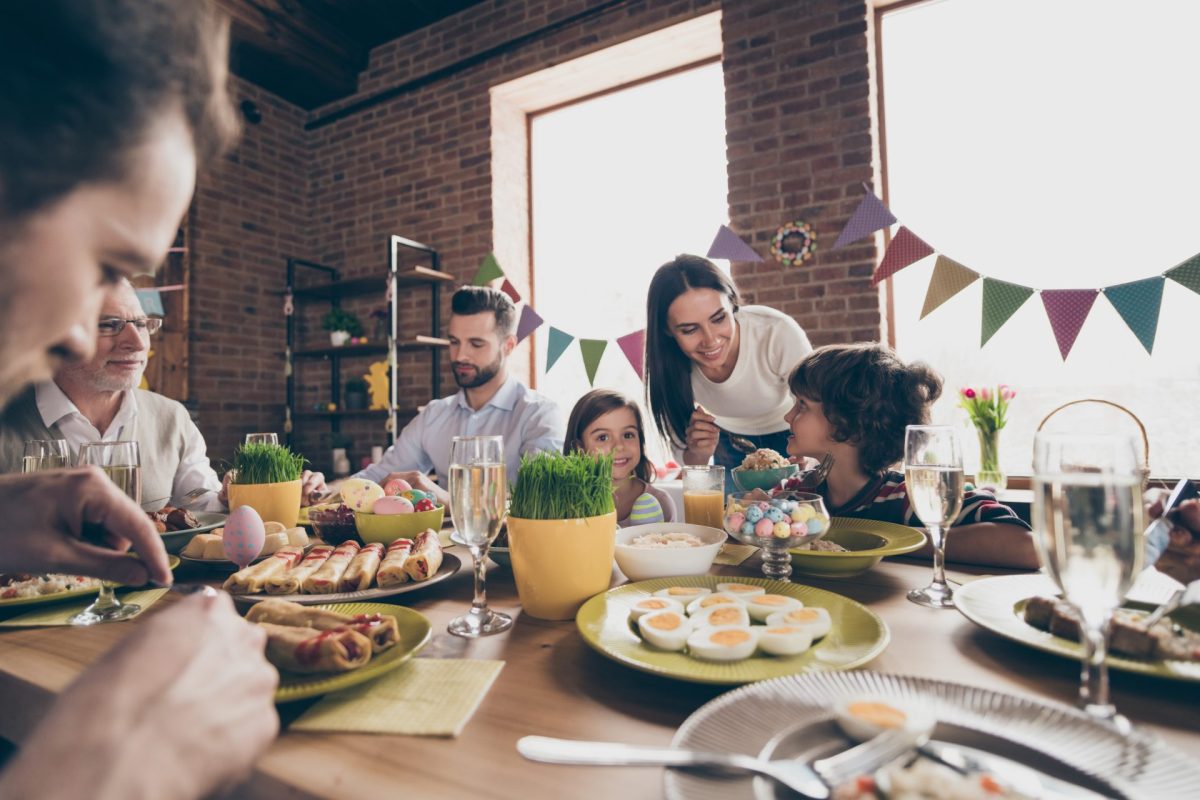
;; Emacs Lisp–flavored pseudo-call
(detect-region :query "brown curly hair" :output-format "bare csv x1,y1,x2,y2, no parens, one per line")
787,343,943,475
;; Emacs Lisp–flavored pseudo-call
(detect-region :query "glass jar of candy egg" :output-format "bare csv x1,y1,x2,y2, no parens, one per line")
723,491,831,580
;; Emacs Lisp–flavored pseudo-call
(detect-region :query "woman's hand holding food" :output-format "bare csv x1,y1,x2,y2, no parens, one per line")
683,406,719,465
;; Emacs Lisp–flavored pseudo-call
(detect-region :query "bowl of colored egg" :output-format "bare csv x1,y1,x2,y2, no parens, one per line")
339,477,446,545
723,491,830,581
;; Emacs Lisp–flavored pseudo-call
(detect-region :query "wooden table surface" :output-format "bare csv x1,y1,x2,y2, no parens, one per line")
1,551,1197,799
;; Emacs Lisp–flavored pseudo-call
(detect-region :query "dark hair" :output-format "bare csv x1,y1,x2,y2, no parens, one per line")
564,389,655,483
645,254,740,447
0,0,238,220
788,343,943,475
451,286,517,337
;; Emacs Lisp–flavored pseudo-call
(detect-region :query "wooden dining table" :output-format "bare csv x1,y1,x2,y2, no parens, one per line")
1,549,1197,798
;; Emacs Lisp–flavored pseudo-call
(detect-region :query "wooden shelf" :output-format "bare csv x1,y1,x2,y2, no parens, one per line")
294,337,448,359
291,267,454,300
296,409,391,419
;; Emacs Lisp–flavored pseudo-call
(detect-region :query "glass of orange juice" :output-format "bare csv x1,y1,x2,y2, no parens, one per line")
682,465,725,529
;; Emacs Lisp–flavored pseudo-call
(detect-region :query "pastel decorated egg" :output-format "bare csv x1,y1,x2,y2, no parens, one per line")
806,517,826,535
740,521,756,536
383,478,412,496
773,521,791,539
765,507,785,523
341,477,385,512
790,522,808,536
373,496,414,515
222,505,266,569
791,505,815,523
745,506,764,524
725,512,745,531
413,498,436,513
754,518,774,538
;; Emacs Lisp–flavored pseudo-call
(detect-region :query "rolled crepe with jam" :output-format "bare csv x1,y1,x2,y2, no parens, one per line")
303,540,360,594
376,538,413,588
266,544,334,595
338,542,384,592
404,529,443,582
258,622,372,673
222,546,305,594
245,598,399,653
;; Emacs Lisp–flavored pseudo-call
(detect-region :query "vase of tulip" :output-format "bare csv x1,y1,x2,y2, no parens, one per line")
959,384,1015,492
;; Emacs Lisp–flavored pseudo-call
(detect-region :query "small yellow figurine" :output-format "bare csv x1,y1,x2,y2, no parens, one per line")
365,361,390,410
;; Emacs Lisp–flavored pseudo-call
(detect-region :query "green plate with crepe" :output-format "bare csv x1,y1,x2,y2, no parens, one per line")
954,573,1200,682
575,576,888,685
789,517,926,578
0,555,180,609
273,602,432,702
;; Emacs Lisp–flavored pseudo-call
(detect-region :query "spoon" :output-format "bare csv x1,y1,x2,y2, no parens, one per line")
694,404,757,454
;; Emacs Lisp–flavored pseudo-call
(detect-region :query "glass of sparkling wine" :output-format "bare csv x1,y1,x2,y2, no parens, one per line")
22,439,69,473
1033,431,1143,730
447,435,512,638
71,441,143,625
244,432,279,446
903,425,964,609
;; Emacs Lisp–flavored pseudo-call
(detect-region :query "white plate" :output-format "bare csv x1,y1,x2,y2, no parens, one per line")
229,552,460,607
666,671,1200,799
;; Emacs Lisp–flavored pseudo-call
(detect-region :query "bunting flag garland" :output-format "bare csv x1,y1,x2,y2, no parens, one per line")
920,256,979,318
706,225,763,262
1104,277,1164,354
499,278,521,304
515,304,543,344
578,339,608,386
832,190,897,250
1165,252,1200,296
981,278,1035,346
545,327,574,372
873,226,934,285
616,330,645,379
1041,289,1100,360
472,253,504,286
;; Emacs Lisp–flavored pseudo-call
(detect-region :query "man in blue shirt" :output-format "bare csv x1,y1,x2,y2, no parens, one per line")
355,286,565,504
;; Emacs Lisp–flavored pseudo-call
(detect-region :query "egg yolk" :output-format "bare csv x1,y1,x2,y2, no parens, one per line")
787,609,821,622
754,594,791,606
846,702,907,729
708,607,742,625
710,629,752,646
724,584,758,593
638,599,669,610
647,613,683,630
668,587,703,596
766,626,800,635
699,595,736,608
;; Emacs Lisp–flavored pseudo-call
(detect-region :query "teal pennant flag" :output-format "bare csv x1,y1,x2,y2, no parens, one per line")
1103,277,1165,354
1165,252,1200,296
545,327,574,372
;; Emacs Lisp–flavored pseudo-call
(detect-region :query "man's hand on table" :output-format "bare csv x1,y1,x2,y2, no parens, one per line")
1147,491,1200,585
300,469,328,506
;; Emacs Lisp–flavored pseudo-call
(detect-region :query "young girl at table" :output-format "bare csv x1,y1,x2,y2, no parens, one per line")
565,389,676,527
783,343,1038,568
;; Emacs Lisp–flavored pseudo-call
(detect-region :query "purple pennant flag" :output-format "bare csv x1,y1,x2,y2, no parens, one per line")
1041,289,1099,360
706,225,763,262
616,329,645,379
832,191,897,250
515,304,543,344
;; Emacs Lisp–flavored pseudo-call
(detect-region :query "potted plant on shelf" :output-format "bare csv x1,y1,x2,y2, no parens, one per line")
322,307,363,347
506,451,616,620
343,377,368,410
226,442,307,527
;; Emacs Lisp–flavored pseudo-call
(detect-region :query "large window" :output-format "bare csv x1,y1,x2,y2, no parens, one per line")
879,0,1200,477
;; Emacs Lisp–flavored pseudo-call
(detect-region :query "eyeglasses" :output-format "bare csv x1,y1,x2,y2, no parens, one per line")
97,317,163,336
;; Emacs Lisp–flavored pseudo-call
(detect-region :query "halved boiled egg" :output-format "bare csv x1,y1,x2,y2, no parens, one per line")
636,609,692,650
833,698,935,743
628,596,684,622
690,602,751,629
744,593,804,622
686,592,745,616
757,625,814,656
653,586,712,601
765,606,831,639
715,582,766,598
686,625,758,661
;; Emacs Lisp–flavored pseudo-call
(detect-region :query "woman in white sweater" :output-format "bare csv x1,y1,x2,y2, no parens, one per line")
644,255,813,489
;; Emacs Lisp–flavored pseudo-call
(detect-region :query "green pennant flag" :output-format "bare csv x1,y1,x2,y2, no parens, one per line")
981,278,1034,346
545,327,574,372
1165,252,1200,295
472,253,504,286
578,339,607,386
1104,277,1164,354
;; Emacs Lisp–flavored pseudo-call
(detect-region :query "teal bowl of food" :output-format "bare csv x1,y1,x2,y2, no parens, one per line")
730,464,798,492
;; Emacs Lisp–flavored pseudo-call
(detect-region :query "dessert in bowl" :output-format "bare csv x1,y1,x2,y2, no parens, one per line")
613,522,725,582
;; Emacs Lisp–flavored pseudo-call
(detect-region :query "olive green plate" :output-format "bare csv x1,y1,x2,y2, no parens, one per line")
789,517,926,578
575,576,889,685
273,602,432,702
954,573,1200,682
0,555,180,609
159,511,227,555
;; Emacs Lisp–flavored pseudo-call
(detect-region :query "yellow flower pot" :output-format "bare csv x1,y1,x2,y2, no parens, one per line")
507,511,617,621
228,479,303,527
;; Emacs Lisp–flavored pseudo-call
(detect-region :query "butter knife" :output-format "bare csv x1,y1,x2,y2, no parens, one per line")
920,740,1118,800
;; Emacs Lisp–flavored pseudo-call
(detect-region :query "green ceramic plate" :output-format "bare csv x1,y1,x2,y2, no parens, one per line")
954,573,1200,682
575,575,889,685
273,602,432,702
788,517,926,578
0,555,181,609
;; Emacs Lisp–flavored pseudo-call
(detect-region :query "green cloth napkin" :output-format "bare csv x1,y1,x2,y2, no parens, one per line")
0,588,169,627
291,659,504,737
713,543,757,566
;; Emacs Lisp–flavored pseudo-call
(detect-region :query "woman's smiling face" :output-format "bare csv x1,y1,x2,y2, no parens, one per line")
666,288,737,378
581,406,642,481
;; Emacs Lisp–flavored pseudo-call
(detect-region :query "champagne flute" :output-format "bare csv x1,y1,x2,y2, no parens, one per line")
22,439,69,472
447,435,512,637
903,425,964,608
70,441,143,625
1033,431,1143,730
245,432,279,446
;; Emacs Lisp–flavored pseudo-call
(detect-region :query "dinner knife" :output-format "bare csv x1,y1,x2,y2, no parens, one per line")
920,740,1115,800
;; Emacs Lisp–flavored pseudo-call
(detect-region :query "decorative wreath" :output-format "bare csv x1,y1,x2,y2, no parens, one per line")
770,220,818,266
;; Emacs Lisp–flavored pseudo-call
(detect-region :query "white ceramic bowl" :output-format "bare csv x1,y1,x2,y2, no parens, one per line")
613,522,725,582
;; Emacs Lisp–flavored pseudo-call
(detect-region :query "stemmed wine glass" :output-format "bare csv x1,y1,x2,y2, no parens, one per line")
1033,431,1143,731
245,432,279,446
447,435,512,637
903,425,964,608
22,439,69,473
71,441,144,625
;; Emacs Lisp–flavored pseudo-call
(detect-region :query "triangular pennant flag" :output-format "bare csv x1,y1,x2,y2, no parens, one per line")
872,227,934,284
1165,252,1200,295
920,255,979,318
706,225,763,262
578,339,607,386
1104,277,1164,354
616,330,645,379
472,253,504,286
981,278,1034,346
134,288,165,316
832,191,897,250
545,327,574,372
500,279,521,304
515,304,543,344
1041,289,1099,360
